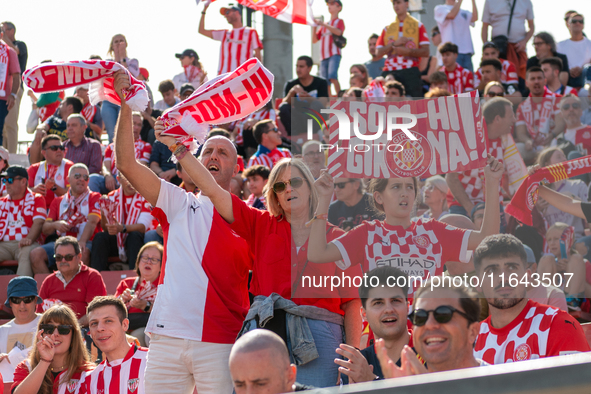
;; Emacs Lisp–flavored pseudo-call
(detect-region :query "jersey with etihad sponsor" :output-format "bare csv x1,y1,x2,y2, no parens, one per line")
148,180,252,343
316,18,345,61
446,138,504,208
474,300,590,364
474,58,519,87
212,27,263,75
439,63,474,94
247,145,292,169
376,22,429,71
331,219,471,296
78,345,148,394
516,88,562,142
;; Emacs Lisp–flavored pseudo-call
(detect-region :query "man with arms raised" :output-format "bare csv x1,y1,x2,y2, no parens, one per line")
78,296,148,394
113,71,251,394
473,234,590,364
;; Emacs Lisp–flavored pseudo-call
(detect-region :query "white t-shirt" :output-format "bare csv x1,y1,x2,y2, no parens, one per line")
0,315,41,380
153,97,180,111
557,37,591,69
434,4,475,55
482,0,534,43
527,284,568,312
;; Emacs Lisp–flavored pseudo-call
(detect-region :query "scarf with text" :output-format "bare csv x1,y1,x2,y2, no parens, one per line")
363,79,385,100
22,60,149,112
505,155,591,225
58,190,90,235
0,43,10,96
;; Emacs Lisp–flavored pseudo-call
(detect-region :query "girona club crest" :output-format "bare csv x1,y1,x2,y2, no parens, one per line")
514,343,532,361
385,131,433,177
412,235,431,248
248,0,289,18
525,182,540,210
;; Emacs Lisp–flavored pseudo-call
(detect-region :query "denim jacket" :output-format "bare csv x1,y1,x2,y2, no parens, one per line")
238,293,344,366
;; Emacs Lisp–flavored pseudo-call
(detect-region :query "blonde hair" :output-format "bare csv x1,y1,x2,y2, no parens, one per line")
28,305,92,394
484,81,504,96
425,175,449,211
546,222,577,255
264,158,317,220
134,241,163,277
107,34,127,58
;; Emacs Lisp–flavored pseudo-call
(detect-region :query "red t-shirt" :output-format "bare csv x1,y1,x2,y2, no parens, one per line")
316,18,345,61
12,360,89,394
47,192,102,241
37,264,107,318
28,160,74,209
376,21,429,71
474,300,591,364
0,191,46,241
474,59,519,87
439,63,474,94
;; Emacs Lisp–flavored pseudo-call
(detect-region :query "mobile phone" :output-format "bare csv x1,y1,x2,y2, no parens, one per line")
559,240,567,260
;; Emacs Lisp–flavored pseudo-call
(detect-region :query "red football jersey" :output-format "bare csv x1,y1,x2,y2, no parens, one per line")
376,22,429,71
474,59,519,87
212,27,263,75
105,139,151,177
516,88,562,144
0,191,46,241
316,18,345,60
440,63,474,94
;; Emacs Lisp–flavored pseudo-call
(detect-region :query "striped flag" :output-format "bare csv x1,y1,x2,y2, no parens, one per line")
238,0,316,26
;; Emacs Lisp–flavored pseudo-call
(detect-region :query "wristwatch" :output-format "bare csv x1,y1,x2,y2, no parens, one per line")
10,93,16,99
122,224,127,233
144,301,151,312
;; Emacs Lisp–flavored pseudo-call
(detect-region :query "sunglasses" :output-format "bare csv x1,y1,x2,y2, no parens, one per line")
46,145,65,151
10,295,37,304
140,256,161,265
72,173,90,181
571,19,584,24
2,176,24,184
54,254,76,262
432,31,440,38
562,103,581,110
532,41,546,47
273,177,304,194
266,127,279,134
487,91,504,97
40,324,73,336
334,180,353,189
409,305,473,327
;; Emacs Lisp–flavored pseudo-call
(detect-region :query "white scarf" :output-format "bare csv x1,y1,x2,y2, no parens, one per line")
0,43,9,96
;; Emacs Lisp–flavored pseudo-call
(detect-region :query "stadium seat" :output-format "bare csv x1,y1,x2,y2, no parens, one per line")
0,274,17,319
34,273,51,292
0,260,17,268
101,270,137,295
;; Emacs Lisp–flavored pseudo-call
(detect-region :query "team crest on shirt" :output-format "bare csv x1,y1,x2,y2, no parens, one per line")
385,132,433,177
66,379,79,393
412,235,431,248
128,378,140,393
514,343,532,361
584,132,591,139
56,175,62,181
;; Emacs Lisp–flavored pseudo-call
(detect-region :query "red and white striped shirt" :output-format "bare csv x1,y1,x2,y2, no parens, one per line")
247,146,292,169
376,22,429,71
13,360,89,394
78,345,148,394
104,140,151,177
439,63,474,94
212,27,263,75
474,59,519,87
315,18,345,61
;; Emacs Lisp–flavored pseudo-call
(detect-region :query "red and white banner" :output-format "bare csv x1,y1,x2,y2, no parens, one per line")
160,58,273,143
239,0,316,26
325,91,488,179
22,60,149,112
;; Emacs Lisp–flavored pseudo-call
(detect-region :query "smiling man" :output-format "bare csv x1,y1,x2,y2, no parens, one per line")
473,234,590,364
79,296,148,394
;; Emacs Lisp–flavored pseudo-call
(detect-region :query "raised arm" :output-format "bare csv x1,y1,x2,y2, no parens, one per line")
113,71,161,207
538,184,586,219
446,0,463,20
153,120,235,223
446,172,475,214
467,155,503,249
307,170,345,263
198,3,215,39
470,0,478,23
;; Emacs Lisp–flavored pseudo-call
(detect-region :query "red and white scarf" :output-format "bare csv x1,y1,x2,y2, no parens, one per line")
363,79,385,100
184,65,204,85
160,58,273,152
0,191,36,240
22,60,149,112
34,160,68,187
0,43,10,96
58,190,90,235
82,102,97,122
100,190,144,262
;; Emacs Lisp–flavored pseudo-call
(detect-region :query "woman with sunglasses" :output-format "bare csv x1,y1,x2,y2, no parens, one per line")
12,304,93,394
308,155,504,299
115,241,163,347
483,81,505,98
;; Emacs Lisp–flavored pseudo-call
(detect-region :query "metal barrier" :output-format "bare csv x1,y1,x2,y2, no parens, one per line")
302,352,591,393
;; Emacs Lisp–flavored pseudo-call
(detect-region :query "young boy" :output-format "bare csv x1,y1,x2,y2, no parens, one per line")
428,71,449,92
154,79,180,111
313,0,345,96
242,165,270,210
439,42,474,94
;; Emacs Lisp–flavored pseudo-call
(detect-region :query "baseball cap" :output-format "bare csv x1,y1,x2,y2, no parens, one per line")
5,276,43,307
139,67,150,81
180,83,196,97
523,244,536,265
1,165,29,180
175,49,199,61
483,41,499,51
220,4,240,15
0,146,8,162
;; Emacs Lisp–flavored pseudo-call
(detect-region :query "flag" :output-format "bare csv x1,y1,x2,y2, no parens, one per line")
238,0,316,26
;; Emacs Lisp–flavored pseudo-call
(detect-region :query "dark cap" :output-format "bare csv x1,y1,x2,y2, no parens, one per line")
1,165,29,180
175,49,199,61
471,202,486,221
180,83,196,97
5,276,42,307
483,41,499,51
220,4,241,15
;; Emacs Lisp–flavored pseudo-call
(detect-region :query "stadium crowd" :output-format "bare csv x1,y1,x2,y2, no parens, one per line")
1,0,591,393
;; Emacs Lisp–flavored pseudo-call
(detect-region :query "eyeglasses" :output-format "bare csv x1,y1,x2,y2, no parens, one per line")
571,19,584,24
431,31,440,38
54,254,76,262
39,324,73,336
532,41,546,47
72,173,90,181
46,145,65,151
487,91,505,97
10,296,37,304
140,256,161,265
334,180,353,189
2,176,24,184
562,102,581,110
409,305,473,327
272,177,304,194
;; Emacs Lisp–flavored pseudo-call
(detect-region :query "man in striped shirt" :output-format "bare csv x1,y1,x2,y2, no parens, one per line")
199,3,262,75
78,296,148,394
247,120,292,169
313,0,345,96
